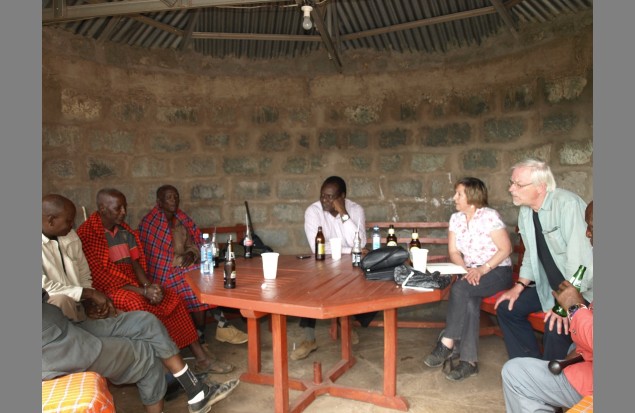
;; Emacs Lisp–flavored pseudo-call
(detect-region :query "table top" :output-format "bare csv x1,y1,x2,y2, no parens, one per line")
185,255,449,319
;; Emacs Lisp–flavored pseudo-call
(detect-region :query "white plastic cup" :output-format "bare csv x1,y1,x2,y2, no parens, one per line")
411,248,429,272
261,252,280,280
330,238,342,260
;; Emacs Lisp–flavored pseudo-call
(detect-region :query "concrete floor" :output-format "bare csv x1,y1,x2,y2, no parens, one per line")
109,304,510,413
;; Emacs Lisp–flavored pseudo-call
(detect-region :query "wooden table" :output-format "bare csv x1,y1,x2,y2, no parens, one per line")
186,255,451,413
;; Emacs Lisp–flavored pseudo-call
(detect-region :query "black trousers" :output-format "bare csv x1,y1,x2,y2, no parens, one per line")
299,311,378,329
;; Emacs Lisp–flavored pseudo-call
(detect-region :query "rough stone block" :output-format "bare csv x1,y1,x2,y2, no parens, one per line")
380,154,403,172
350,156,372,171
188,206,222,227
379,129,408,147
290,108,310,124
273,204,305,223
503,84,535,111
457,95,489,116
203,133,230,148
112,102,145,122
184,157,216,176
542,113,578,133
190,184,225,200
510,145,552,164
318,130,369,149
283,156,324,174
156,106,198,124
463,149,499,170
234,181,272,199
424,123,471,147
43,126,81,151
61,89,102,121
90,130,135,153
258,132,290,151
210,106,238,126
253,107,279,124
151,135,191,152
400,104,418,121
45,159,75,179
344,105,379,125
278,180,312,199
131,158,169,178
348,178,378,199
484,118,525,142
559,140,593,165
389,179,422,197
253,229,290,251
223,157,271,174
544,76,588,103
411,154,447,172
347,130,369,148
88,159,118,180
556,171,590,198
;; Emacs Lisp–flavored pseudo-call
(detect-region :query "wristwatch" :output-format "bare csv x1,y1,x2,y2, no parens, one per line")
341,214,350,223
567,303,588,321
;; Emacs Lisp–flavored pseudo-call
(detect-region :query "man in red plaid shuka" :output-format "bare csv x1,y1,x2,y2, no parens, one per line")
77,188,233,375
138,185,247,345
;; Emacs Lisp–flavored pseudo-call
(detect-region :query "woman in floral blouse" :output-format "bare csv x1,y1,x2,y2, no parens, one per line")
423,177,513,381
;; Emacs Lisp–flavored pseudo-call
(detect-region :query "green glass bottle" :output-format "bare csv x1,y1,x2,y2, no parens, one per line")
552,265,586,317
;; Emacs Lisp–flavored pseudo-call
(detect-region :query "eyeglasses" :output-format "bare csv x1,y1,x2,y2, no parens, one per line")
509,180,533,189
320,193,340,201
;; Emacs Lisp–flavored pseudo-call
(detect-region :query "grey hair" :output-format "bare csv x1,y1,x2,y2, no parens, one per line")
511,158,556,192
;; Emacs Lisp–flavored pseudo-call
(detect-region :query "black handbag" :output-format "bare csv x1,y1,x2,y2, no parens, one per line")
393,264,453,290
360,246,409,280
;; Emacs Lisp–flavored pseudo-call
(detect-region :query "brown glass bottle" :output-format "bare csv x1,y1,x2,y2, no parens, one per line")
408,229,421,264
386,224,398,247
224,235,236,289
315,226,326,260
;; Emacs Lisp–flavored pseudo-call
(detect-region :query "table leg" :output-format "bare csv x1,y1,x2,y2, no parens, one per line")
271,313,289,413
239,310,268,381
383,308,397,397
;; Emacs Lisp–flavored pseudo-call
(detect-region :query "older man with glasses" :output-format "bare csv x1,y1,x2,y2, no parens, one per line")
494,159,593,361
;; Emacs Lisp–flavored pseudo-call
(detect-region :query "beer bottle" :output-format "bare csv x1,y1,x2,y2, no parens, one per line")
315,226,326,260
552,265,586,317
243,226,254,259
224,235,236,289
386,224,398,247
351,231,362,267
409,229,421,264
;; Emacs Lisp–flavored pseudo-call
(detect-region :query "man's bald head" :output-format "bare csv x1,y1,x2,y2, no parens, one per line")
42,194,76,237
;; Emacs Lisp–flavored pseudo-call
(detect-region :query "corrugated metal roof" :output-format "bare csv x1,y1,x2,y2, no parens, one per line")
42,0,593,64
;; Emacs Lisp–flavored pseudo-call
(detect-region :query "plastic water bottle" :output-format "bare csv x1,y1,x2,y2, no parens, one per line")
200,233,212,275
372,225,381,250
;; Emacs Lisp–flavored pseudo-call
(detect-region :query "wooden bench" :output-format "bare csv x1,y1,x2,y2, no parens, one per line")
198,223,247,249
479,227,547,337
42,372,115,413
566,395,593,413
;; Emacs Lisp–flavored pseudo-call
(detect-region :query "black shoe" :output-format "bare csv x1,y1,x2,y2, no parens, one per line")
424,340,453,368
445,361,479,381
188,379,240,413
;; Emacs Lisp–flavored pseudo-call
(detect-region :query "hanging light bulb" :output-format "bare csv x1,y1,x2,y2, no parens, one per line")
301,5,313,31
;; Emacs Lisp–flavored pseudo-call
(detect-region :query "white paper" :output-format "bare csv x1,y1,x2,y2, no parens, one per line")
425,263,467,275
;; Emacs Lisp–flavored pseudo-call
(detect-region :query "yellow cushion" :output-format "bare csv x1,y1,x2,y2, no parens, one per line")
42,372,115,413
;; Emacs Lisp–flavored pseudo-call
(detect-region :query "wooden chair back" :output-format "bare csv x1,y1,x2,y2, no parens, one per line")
365,221,450,262
199,224,247,249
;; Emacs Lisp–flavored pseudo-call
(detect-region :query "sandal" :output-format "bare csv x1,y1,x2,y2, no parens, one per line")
194,358,234,374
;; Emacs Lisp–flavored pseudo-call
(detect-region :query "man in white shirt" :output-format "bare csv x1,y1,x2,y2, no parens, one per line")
292,176,375,360
42,194,115,321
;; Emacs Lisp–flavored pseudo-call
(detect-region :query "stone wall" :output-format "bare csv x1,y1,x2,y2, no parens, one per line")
42,12,593,255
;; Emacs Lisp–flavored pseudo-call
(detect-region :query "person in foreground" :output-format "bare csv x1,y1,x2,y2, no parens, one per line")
424,177,513,381
501,201,593,412
42,194,116,321
77,188,233,374
293,175,375,361
138,184,248,345
494,159,593,361
42,289,239,413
